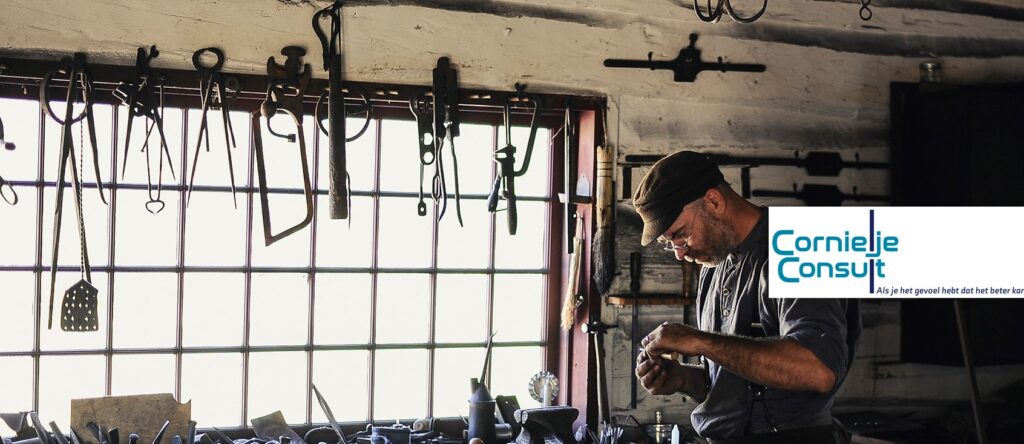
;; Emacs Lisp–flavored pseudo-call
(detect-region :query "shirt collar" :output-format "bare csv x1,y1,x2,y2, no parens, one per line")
728,207,769,262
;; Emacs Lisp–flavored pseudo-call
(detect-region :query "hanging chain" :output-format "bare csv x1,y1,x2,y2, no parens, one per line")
860,0,872,21
76,87,88,282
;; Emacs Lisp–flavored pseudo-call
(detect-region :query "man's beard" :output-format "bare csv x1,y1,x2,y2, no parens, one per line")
687,208,736,267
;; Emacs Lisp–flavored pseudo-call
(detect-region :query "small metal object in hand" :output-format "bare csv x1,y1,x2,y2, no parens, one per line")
61,279,99,331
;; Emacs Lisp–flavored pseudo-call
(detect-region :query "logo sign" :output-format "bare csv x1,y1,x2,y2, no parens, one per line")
769,207,1024,299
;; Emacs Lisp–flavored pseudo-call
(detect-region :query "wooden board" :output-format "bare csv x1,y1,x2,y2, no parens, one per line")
70,394,190,444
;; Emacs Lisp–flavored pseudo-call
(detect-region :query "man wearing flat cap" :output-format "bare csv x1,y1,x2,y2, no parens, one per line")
632,151,860,444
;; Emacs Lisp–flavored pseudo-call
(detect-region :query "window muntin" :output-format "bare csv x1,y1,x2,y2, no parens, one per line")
0,92,557,430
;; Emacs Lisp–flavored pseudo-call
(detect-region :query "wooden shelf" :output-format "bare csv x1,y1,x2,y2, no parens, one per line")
605,294,695,306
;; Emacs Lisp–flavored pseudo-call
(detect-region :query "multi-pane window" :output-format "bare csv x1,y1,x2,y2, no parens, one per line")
0,89,558,431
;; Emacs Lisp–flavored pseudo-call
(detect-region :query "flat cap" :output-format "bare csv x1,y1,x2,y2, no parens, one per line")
632,151,724,246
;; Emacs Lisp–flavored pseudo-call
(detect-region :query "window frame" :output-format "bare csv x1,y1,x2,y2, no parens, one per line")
0,56,601,428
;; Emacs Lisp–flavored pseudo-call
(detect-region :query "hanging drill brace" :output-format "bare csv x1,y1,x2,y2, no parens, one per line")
252,46,315,246
488,83,542,235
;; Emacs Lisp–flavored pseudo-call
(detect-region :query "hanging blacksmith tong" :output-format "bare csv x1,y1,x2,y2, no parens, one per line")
187,47,241,208
39,53,105,331
408,58,462,224
604,34,765,83
313,0,350,221
113,46,176,214
487,83,541,236
253,46,315,246
433,57,462,225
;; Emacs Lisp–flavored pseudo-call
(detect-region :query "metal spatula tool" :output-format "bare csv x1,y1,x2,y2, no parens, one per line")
61,279,99,331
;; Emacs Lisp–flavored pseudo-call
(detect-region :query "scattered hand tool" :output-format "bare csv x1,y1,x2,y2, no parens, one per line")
151,421,170,444
251,412,305,444
252,46,315,246
628,252,642,409
604,34,765,83
40,53,104,331
691,0,767,23
311,384,348,444
29,413,51,444
45,421,67,444
313,0,350,220
69,429,85,444
487,83,541,235
512,407,579,444
187,47,241,208
85,423,107,444
113,46,176,214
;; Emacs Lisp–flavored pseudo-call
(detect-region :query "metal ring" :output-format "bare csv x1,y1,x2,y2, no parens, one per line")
145,199,165,214
192,47,225,73
0,179,17,205
694,0,725,23
723,0,768,24
859,4,872,21
39,60,88,125
314,84,373,142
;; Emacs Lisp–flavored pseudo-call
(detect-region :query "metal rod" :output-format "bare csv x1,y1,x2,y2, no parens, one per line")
367,117,383,422
0,341,549,358
1,179,554,202
954,300,988,444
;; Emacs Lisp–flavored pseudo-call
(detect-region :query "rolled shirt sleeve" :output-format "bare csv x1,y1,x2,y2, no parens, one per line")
760,262,851,391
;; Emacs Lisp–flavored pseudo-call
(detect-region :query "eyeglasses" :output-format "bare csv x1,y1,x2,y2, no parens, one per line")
656,206,698,252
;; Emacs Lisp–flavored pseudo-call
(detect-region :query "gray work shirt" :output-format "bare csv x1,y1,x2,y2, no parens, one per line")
690,209,861,440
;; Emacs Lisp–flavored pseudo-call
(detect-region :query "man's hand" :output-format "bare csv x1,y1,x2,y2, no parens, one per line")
635,349,684,395
642,321,707,357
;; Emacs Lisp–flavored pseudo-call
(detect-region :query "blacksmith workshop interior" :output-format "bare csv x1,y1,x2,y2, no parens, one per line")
1,1,1024,444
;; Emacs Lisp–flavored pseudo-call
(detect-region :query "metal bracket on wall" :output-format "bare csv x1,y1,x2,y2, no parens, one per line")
620,151,889,200
752,184,889,206
604,34,765,83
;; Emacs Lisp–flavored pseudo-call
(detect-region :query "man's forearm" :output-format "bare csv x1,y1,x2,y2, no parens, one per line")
695,333,835,393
